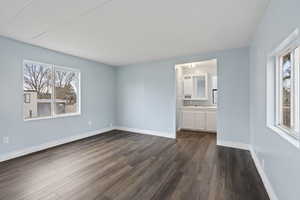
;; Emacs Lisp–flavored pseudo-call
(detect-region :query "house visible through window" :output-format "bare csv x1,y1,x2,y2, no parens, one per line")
23,60,80,120
24,93,31,104
276,47,299,139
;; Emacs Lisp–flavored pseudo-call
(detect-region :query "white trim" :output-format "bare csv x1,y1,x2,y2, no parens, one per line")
217,140,250,150
115,127,176,139
250,147,279,200
0,127,114,162
266,29,300,145
294,47,300,133
179,128,216,134
276,50,298,138
270,29,300,56
267,125,300,148
24,112,81,122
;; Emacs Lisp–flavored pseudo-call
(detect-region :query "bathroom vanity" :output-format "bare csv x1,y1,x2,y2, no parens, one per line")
181,106,217,132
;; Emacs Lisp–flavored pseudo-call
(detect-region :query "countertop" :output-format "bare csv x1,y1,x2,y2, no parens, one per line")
181,106,217,110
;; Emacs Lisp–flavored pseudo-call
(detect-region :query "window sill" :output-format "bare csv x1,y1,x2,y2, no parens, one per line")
24,112,81,122
267,125,300,148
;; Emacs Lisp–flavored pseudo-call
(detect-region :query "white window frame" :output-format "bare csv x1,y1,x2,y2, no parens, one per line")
266,29,300,147
275,47,299,138
23,60,81,121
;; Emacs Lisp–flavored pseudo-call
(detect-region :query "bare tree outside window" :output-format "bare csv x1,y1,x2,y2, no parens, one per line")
23,63,52,96
267,30,300,141
281,53,292,128
54,68,79,115
23,62,52,119
23,61,80,120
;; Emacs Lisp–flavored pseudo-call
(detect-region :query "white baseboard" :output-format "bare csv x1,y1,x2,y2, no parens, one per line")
115,127,176,139
0,127,114,162
217,140,250,150
179,128,216,134
250,147,279,200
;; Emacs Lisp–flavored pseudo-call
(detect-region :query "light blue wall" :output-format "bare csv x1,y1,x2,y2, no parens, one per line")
116,61,176,137
0,35,250,161
116,47,250,143
250,0,300,199
0,36,116,155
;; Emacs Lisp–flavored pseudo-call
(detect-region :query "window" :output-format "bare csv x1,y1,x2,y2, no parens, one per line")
54,67,80,115
267,29,300,145
23,60,80,120
276,48,299,138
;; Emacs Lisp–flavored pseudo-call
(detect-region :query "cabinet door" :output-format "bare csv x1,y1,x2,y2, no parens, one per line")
183,76,193,99
206,111,217,132
182,111,194,129
194,111,206,130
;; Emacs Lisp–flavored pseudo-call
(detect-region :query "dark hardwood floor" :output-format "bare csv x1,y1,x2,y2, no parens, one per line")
0,130,269,200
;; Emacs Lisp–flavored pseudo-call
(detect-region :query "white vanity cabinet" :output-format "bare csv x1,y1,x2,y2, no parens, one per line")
194,111,206,130
181,107,217,132
206,111,217,131
181,111,194,129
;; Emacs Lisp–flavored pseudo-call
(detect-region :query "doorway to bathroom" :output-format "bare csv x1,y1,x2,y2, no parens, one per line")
175,59,218,137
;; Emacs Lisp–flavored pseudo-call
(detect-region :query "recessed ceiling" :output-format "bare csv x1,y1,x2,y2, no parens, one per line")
0,0,269,66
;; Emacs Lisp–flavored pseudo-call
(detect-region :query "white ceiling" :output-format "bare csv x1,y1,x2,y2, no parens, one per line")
0,0,269,66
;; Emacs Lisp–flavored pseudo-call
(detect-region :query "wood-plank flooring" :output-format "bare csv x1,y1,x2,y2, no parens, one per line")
0,130,269,200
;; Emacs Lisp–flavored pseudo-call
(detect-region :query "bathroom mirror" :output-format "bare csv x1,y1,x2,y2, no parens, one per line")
193,73,208,100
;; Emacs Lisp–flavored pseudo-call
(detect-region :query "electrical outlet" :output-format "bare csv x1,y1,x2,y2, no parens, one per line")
88,121,92,127
3,136,9,144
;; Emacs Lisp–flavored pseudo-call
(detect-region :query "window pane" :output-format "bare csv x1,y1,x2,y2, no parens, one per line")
54,68,80,115
23,61,52,119
281,53,292,128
